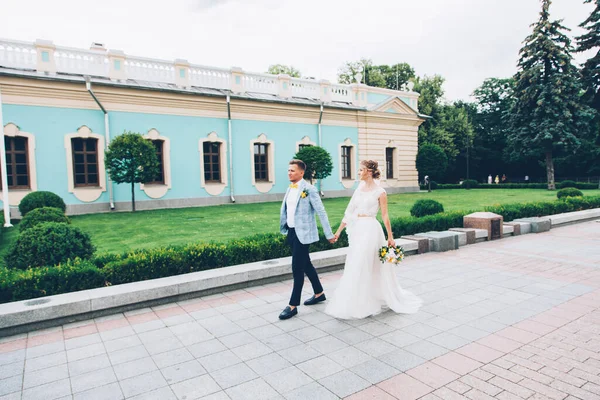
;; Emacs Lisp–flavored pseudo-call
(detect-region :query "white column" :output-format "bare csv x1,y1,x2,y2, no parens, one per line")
0,89,13,227
278,74,291,99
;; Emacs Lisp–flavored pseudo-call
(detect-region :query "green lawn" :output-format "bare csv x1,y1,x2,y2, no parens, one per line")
1,188,599,257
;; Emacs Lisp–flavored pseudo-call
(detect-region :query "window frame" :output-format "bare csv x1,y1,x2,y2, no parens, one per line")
71,137,100,188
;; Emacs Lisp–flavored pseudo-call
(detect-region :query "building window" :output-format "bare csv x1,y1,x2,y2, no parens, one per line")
203,142,221,183
298,144,312,151
72,138,99,187
148,140,165,184
386,147,395,179
254,143,269,181
2,136,30,189
341,145,352,179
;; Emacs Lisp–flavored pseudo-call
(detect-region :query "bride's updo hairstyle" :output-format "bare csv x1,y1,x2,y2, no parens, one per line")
361,160,381,179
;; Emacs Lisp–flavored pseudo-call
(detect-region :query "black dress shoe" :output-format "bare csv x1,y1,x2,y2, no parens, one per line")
304,294,327,306
278,306,298,320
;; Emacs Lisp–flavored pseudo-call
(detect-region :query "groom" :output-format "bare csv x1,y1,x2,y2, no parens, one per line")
279,159,336,320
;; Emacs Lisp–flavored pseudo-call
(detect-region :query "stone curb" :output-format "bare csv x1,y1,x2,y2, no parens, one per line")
0,207,598,336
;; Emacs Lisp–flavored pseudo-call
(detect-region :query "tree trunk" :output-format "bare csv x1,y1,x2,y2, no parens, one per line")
131,182,136,212
545,150,555,190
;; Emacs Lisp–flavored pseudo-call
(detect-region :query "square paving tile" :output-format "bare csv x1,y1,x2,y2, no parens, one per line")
318,369,371,398
199,349,242,372
350,358,400,384
378,348,427,372
170,374,221,399
210,362,259,389
225,377,280,400
246,352,292,376
161,359,206,384
264,365,313,393
377,372,434,399
112,356,158,380
296,355,344,380
406,362,460,389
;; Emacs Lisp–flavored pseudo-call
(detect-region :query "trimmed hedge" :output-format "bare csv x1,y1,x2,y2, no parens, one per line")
410,199,444,217
557,188,583,199
18,191,66,216
1,196,599,303
461,179,478,189
5,222,95,269
425,182,598,190
558,180,577,189
19,207,70,232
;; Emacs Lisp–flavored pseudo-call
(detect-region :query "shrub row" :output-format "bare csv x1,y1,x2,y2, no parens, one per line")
421,182,599,190
2,196,599,303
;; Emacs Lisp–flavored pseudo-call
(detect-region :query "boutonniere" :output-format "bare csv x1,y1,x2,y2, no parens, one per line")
300,189,309,198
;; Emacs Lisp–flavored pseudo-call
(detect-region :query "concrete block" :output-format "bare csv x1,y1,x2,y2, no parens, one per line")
514,217,551,233
414,231,459,252
400,235,430,254
449,228,475,244
392,238,419,254
503,224,514,235
503,222,520,235
463,212,504,240
549,208,600,226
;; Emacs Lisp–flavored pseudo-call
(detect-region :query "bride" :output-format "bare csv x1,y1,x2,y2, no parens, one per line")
325,160,422,319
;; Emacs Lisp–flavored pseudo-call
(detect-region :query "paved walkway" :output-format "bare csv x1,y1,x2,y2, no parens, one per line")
1,221,600,400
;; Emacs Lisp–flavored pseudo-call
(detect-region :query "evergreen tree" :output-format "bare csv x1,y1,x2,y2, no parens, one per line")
507,0,594,189
576,0,600,110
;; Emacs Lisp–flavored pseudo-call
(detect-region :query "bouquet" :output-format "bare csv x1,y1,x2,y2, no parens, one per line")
379,245,404,264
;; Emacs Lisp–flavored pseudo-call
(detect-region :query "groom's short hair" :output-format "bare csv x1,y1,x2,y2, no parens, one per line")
289,159,306,171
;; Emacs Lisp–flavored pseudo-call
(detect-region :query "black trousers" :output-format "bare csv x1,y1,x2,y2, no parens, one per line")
287,228,323,306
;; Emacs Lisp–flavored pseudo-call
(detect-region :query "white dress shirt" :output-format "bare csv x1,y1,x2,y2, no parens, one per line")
286,185,300,228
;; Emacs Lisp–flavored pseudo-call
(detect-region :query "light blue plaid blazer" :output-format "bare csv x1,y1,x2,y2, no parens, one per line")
280,180,334,245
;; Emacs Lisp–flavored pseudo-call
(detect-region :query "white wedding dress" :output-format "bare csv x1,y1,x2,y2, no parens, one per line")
325,183,422,319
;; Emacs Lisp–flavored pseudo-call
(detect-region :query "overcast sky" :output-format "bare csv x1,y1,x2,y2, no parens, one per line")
1,0,595,102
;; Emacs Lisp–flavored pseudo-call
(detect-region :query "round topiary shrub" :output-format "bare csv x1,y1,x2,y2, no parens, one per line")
5,222,95,270
410,199,445,218
461,179,478,189
19,207,70,232
558,180,577,189
19,191,66,216
557,188,583,199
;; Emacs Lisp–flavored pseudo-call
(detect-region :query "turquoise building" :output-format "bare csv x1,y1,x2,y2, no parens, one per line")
0,39,425,216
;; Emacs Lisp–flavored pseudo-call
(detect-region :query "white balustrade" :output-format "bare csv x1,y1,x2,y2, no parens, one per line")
244,73,278,95
331,84,353,103
189,64,230,90
0,38,414,107
54,46,108,77
290,78,320,100
125,56,175,84
0,39,36,70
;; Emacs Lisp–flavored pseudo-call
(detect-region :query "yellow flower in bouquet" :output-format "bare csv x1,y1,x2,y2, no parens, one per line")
300,189,309,198
378,245,404,264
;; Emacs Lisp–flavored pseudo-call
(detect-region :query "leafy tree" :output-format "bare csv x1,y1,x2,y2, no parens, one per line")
267,64,301,78
293,146,333,184
412,75,446,146
105,132,160,211
507,0,594,189
416,143,448,188
337,59,415,89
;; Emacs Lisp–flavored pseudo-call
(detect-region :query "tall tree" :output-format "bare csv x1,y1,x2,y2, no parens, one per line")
105,132,160,212
576,0,600,111
267,64,301,77
507,0,594,189
293,146,333,184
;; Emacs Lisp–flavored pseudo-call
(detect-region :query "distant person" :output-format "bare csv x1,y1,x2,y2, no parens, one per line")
502,174,507,183
495,175,500,184
525,175,529,183
488,174,492,184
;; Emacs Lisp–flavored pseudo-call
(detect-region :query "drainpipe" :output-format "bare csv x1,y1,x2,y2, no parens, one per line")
0,89,13,227
318,103,324,196
84,77,115,210
227,94,235,203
